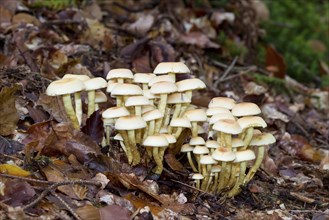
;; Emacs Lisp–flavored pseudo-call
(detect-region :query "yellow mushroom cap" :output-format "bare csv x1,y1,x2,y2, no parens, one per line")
148,75,175,87
176,78,206,92
62,74,90,81
233,149,256,163
150,81,177,94
46,78,85,96
133,73,155,84
212,147,236,162
249,133,276,146
84,77,107,91
169,117,192,128
111,83,143,96
102,107,130,119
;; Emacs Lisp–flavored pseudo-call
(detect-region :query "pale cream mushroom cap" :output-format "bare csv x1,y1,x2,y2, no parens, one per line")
181,144,194,152
62,74,90,81
143,90,157,100
133,73,155,84
176,78,206,92
231,102,261,117
211,164,221,172
115,115,146,130
161,133,176,144
142,105,155,114
167,92,191,104
192,173,204,180
46,78,85,96
106,82,119,93
95,91,107,103
232,138,244,149
212,119,242,135
208,97,236,109
212,147,236,162
84,77,107,91
237,116,267,129
169,117,192,128
233,149,256,163
209,113,235,125
114,133,123,141
205,140,220,149
184,109,207,122
206,107,231,116
153,62,190,75
142,109,164,121
125,95,150,107
150,81,177,94
148,75,175,87
189,136,206,146
143,135,169,147
111,83,143,96
102,107,130,119
200,155,217,165
193,145,209,155
249,133,276,146
106,68,133,80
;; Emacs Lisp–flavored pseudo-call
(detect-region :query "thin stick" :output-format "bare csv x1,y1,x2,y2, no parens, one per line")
52,191,82,220
213,57,238,89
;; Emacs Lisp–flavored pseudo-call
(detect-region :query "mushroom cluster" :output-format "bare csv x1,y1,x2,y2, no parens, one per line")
45,62,276,197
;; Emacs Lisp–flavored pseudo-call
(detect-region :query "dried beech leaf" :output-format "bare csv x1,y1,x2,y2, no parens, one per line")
99,205,130,220
76,204,100,220
82,110,104,145
179,32,220,49
0,86,19,136
0,179,35,206
164,152,186,172
37,94,70,124
266,45,286,79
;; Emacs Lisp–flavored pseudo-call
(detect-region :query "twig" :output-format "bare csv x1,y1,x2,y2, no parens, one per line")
213,57,238,89
0,174,51,184
23,180,102,210
51,191,82,220
170,179,213,196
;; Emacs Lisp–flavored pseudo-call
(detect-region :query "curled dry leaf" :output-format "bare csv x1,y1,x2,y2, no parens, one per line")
76,204,100,220
0,85,19,136
126,14,155,36
99,205,131,220
82,110,104,145
37,94,70,124
97,190,135,212
244,81,267,95
179,32,220,49
261,103,289,123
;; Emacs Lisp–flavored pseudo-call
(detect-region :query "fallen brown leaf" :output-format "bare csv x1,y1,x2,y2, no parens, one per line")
179,32,220,49
265,45,286,79
0,85,20,136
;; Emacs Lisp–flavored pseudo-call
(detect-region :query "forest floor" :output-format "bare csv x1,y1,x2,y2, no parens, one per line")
0,1,328,219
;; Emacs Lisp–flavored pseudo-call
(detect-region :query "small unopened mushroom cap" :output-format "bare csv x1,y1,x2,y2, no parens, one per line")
192,173,204,180
200,155,217,165
142,109,163,121
167,92,191,104
161,133,176,144
106,82,119,93
111,83,143,96
249,133,276,146
232,138,244,148
208,97,236,109
234,149,256,163
150,81,177,94
153,62,190,74
46,78,85,96
190,136,206,146
212,147,236,162
115,115,146,130
125,96,150,107
102,107,130,119
95,91,107,103
184,109,207,122
84,77,107,91
133,73,155,84
148,75,175,87
205,140,219,149
206,107,231,116
62,74,90,81
209,113,235,125
231,102,261,117
193,146,209,155
114,133,123,141
181,144,194,152
213,119,242,134
169,117,192,128
237,116,267,129
143,135,169,147
211,164,221,172
176,78,206,92
106,68,133,80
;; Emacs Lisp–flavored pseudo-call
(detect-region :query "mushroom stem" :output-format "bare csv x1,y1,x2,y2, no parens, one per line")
174,127,183,139
217,161,227,192
172,103,182,120
178,104,188,117
155,94,168,133
142,84,148,90
62,94,79,129
119,130,132,164
205,174,214,192
244,146,265,184
105,126,111,145
187,152,198,172
116,96,123,107
224,133,232,149
242,127,254,149
128,130,140,165
152,147,163,174
74,92,83,125
228,161,247,197
163,107,171,127
191,122,198,137
195,179,201,189
87,90,95,117
201,164,208,190
211,172,219,192
228,163,238,188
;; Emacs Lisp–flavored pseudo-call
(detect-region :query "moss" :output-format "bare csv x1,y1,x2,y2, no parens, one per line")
251,73,292,96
